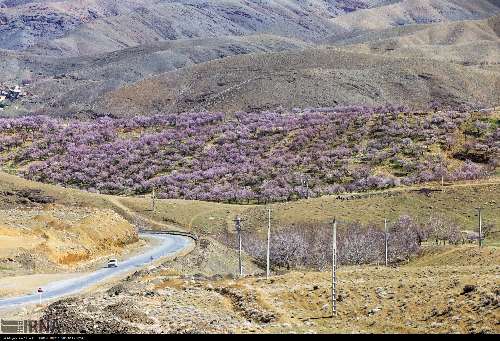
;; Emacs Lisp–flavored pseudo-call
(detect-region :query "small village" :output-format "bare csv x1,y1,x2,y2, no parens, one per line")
0,84,24,111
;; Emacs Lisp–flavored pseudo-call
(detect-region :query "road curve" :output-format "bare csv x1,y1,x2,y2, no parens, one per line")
0,233,192,309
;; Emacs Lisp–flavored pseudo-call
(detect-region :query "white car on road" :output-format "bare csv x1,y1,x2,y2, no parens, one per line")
107,259,118,268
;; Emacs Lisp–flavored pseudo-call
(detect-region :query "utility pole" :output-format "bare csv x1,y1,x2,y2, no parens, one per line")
266,207,271,280
234,216,243,277
441,159,445,187
385,218,388,267
300,175,309,199
476,207,483,248
151,187,156,212
331,217,337,317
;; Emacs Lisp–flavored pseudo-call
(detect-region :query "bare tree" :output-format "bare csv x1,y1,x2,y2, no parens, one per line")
216,215,433,270
426,216,462,245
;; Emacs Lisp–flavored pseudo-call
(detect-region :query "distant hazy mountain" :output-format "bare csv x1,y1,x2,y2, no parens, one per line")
0,0,389,54
3,0,498,56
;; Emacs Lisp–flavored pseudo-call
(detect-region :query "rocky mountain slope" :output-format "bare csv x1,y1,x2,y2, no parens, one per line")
0,0,499,116
2,0,498,56
2,34,311,116
0,0,160,51
1,0,391,55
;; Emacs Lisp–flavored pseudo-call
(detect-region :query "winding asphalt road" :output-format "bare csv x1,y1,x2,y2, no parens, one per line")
0,233,192,309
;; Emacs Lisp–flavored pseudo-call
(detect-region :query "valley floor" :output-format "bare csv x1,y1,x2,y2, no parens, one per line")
10,243,497,334
0,172,498,333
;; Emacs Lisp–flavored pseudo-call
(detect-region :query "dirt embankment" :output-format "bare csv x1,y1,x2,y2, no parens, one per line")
0,204,139,276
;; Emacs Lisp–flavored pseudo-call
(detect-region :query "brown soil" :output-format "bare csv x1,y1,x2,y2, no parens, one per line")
0,204,139,277
39,244,499,334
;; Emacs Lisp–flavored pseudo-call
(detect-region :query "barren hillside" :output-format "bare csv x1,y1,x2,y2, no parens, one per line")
337,15,500,65
1,0,499,116
96,48,499,115
0,172,145,280
3,34,312,116
0,204,139,275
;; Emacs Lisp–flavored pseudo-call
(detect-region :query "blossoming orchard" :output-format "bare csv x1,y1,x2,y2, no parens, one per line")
0,106,497,203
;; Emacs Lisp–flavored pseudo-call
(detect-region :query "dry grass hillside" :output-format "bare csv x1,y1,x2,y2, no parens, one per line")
1,171,498,242
96,47,499,116
341,14,500,46
0,172,498,333
338,15,500,65
116,179,500,246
